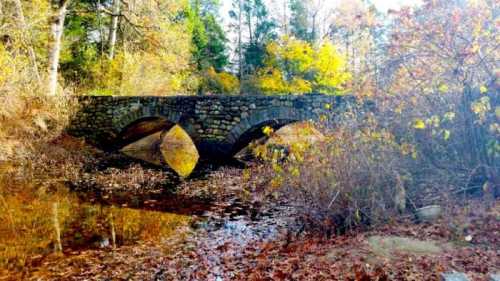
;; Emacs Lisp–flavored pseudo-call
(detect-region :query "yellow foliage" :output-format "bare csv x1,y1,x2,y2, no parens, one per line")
444,111,456,121
413,119,426,129
257,37,350,95
257,68,288,93
204,67,240,95
313,42,352,93
443,129,451,141
471,96,491,122
0,39,71,161
262,126,274,136
87,0,196,96
438,83,449,93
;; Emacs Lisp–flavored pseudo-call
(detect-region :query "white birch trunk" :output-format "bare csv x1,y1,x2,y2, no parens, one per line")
47,0,70,96
108,0,120,59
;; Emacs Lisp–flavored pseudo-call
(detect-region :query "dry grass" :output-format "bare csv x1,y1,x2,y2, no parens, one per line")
0,93,73,162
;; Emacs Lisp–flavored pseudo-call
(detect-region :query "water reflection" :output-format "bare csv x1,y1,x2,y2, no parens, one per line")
0,173,204,270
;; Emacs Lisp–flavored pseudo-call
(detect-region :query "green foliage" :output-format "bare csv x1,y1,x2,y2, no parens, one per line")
187,0,231,94
60,1,103,86
229,0,277,79
188,0,228,72
241,0,277,73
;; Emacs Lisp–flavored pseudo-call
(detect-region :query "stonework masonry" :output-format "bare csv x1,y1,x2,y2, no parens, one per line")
67,94,355,159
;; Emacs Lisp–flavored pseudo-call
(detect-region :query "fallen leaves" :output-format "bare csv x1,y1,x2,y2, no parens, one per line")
3,153,499,281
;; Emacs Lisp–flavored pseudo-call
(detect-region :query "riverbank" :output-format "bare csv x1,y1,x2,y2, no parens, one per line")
18,184,500,280
1,135,498,280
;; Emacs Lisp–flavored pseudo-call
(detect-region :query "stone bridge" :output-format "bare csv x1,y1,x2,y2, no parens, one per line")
67,94,354,160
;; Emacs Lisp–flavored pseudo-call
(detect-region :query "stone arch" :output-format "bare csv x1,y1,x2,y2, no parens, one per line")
111,103,185,149
117,116,177,148
225,107,318,156
113,103,183,133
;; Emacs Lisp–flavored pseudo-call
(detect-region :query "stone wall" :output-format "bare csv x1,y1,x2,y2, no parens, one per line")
67,94,354,158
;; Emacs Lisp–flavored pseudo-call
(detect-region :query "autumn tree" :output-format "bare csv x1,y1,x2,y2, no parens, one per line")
256,36,351,95
0,0,70,159
326,0,384,96
80,0,196,95
377,0,499,190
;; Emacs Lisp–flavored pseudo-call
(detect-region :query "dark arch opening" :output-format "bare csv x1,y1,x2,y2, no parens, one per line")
230,119,303,157
117,117,176,149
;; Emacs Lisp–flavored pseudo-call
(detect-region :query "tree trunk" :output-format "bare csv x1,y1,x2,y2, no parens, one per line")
52,202,63,252
108,0,120,59
238,0,243,85
13,0,41,84
247,7,253,44
283,0,288,35
47,0,70,96
97,0,105,56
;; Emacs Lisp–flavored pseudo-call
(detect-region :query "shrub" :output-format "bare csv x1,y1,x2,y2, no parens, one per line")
269,84,498,234
275,111,409,233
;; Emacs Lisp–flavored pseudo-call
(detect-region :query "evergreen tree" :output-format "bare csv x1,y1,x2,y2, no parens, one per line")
189,0,228,72
230,0,276,76
289,0,316,42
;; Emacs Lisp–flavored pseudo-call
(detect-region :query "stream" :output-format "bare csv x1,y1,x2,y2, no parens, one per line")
0,149,292,279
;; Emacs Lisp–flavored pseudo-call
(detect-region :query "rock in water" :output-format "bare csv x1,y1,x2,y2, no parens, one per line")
160,125,199,178
121,131,163,165
489,273,500,281
441,272,470,281
416,205,442,222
